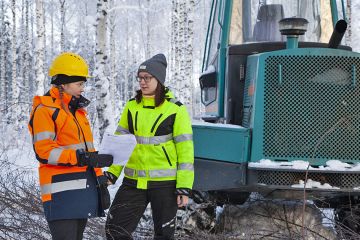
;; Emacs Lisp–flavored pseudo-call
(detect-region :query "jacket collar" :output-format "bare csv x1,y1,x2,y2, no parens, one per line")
140,89,175,107
32,87,90,112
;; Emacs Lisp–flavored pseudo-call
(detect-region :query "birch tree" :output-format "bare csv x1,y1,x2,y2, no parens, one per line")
346,0,351,45
109,0,117,113
95,0,113,139
35,0,46,95
59,0,66,52
182,0,195,109
11,0,19,110
170,0,195,111
0,0,7,105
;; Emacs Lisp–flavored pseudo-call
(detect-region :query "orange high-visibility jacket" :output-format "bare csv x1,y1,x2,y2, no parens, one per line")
28,87,105,221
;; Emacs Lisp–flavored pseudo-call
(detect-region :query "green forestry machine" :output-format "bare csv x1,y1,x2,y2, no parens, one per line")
193,0,360,231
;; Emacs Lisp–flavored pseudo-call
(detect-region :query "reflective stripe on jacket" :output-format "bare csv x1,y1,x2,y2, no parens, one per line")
28,87,104,221
108,91,194,189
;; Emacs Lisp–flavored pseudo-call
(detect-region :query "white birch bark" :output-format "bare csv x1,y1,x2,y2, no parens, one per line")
123,10,129,102
177,0,186,94
169,0,176,88
170,0,194,112
346,0,351,46
25,0,30,101
50,1,54,58
42,2,47,91
11,0,18,99
145,0,151,59
35,0,46,95
170,0,180,91
59,0,66,52
109,0,116,112
185,0,195,113
22,0,30,103
0,1,6,103
95,0,113,139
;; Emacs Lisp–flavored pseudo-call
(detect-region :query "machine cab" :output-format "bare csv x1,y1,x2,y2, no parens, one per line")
200,0,349,124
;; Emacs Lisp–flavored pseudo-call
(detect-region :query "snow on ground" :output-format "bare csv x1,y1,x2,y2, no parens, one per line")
1,125,37,173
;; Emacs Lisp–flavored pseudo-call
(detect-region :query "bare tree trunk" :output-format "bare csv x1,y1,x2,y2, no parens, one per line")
59,0,66,52
42,2,47,91
25,0,30,102
50,1,54,59
145,0,151,59
186,0,195,114
11,0,19,107
123,9,129,102
170,0,194,112
109,0,116,113
35,0,46,95
346,0,351,45
0,0,6,104
95,0,113,140
170,0,179,90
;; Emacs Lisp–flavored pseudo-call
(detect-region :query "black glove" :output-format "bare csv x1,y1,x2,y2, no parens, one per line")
175,188,191,196
76,149,113,168
104,171,118,184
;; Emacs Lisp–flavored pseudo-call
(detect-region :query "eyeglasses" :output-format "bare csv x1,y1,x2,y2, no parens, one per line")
136,76,154,83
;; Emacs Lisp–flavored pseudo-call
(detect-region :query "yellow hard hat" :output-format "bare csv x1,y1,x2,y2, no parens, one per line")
48,52,91,77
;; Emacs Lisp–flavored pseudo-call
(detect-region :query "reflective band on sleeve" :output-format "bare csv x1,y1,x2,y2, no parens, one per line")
173,134,193,143
149,169,177,178
124,167,147,177
48,148,64,165
40,179,87,195
136,133,173,145
178,163,194,171
115,126,131,135
62,143,86,150
124,167,135,177
37,104,57,112
33,131,56,143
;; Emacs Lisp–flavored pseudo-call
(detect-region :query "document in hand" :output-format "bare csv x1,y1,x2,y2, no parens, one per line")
99,133,137,165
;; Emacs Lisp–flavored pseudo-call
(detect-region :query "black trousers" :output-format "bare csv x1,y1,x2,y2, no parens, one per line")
105,182,178,240
48,219,87,240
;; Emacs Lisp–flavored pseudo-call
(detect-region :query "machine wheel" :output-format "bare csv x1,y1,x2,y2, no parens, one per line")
333,196,360,238
335,207,360,237
210,191,250,205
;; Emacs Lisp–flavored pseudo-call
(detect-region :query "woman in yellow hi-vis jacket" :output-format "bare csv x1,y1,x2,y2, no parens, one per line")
29,52,113,240
105,54,194,240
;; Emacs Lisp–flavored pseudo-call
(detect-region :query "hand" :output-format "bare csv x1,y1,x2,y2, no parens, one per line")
76,150,113,168
104,171,118,185
177,195,189,207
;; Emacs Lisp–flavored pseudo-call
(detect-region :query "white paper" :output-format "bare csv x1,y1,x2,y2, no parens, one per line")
99,132,137,165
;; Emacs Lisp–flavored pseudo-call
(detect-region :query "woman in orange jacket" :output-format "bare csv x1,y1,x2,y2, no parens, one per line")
28,52,113,240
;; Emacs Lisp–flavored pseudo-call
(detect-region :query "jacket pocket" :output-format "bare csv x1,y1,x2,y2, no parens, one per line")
161,146,172,166
98,184,110,210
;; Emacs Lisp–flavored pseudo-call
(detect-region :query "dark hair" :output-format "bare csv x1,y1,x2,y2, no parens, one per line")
55,85,69,113
135,84,167,107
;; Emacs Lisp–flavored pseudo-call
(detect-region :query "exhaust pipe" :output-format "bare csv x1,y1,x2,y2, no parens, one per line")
328,20,347,49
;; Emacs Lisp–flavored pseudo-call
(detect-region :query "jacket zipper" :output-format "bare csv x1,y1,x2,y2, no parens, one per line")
161,146,172,166
135,111,138,131
151,114,163,133
73,115,88,151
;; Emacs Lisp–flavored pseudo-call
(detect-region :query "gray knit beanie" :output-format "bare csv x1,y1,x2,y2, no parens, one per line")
138,54,167,85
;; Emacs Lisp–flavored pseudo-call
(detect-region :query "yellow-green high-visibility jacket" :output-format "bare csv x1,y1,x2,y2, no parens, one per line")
108,91,194,190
